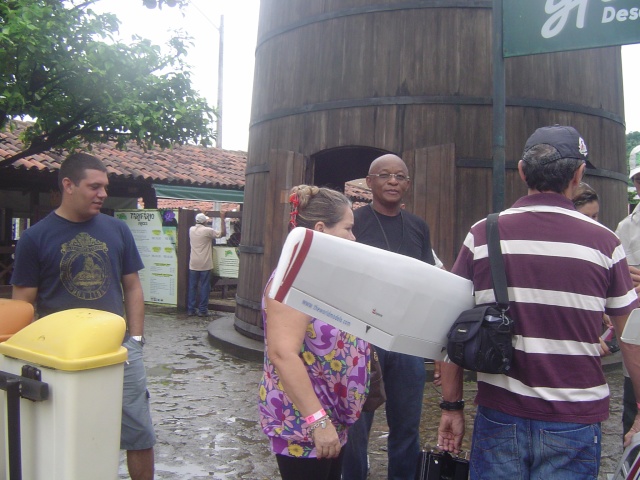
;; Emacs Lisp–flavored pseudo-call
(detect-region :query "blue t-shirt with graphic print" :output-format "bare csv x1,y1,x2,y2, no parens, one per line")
11,212,144,317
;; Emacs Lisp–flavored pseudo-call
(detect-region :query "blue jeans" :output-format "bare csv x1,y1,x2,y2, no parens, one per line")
187,269,211,314
342,346,426,480
471,405,601,479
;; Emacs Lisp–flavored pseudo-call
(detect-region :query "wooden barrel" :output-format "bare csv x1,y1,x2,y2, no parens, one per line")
235,0,627,339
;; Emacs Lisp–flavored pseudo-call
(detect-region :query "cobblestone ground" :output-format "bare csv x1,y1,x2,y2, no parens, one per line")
118,306,627,479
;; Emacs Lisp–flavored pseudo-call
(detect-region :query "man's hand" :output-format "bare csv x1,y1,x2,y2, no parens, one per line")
437,410,465,454
629,266,640,294
624,413,640,447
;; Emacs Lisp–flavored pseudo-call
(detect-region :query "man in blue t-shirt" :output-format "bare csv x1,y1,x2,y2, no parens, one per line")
11,153,156,480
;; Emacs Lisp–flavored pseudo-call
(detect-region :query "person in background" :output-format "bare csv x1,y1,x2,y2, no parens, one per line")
259,185,370,480
572,181,600,221
11,152,155,480
188,210,226,317
342,154,436,480
616,153,640,439
438,125,640,478
572,182,615,356
228,220,241,247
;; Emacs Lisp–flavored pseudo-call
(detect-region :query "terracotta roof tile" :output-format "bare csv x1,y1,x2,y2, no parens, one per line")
1,121,246,191
3,122,375,205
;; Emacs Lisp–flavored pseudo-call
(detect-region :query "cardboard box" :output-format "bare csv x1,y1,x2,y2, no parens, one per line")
212,246,239,278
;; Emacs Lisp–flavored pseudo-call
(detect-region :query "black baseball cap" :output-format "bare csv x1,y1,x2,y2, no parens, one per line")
523,125,594,168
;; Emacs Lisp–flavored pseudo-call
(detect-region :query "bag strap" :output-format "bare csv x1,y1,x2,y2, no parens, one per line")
486,213,509,310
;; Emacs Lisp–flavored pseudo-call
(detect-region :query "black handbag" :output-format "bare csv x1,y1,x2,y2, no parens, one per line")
362,349,386,412
446,213,514,374
415,448,469,480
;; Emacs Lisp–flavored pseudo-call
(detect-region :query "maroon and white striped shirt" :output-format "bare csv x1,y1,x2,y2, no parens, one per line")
452,193,638,423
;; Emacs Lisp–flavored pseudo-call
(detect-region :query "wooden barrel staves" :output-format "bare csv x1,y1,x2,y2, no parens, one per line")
234,0,628,340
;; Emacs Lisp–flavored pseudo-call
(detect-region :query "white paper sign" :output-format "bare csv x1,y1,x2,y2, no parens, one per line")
116,209,178,305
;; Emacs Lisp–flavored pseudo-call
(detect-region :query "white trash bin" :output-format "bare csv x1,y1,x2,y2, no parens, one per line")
0,308,127,480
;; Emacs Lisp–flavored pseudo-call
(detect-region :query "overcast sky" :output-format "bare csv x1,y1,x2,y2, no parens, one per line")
95,0,640,152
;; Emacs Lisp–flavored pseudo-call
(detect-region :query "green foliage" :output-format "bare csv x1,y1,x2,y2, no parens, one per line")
628,131,640,161
0,0,215,163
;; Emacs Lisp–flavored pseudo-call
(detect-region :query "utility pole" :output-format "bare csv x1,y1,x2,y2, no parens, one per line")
216,15,224,149
492,0,505,212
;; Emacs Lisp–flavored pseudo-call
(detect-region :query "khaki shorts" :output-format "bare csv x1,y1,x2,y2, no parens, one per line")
121,337,156,450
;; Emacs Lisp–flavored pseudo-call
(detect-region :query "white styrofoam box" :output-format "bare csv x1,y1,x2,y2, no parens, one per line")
269,227,475,360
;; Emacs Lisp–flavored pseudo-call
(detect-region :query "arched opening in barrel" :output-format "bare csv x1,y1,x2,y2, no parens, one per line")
311,146,390,204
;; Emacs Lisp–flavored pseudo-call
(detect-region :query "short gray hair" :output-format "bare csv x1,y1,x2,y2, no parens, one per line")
521,144,584,193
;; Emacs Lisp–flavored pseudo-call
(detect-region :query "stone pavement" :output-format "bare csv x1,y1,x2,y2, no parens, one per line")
118,305,629,479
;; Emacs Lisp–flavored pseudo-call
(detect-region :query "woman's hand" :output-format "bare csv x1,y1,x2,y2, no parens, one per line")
624,414,640,447
599,338,611,356
311,421,341,458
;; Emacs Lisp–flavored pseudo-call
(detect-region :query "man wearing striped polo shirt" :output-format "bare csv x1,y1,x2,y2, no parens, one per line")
437,125,640,478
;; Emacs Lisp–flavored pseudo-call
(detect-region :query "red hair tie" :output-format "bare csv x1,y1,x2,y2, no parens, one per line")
289,192,299,228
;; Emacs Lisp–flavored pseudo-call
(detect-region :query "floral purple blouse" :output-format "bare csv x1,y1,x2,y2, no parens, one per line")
258,274,371,458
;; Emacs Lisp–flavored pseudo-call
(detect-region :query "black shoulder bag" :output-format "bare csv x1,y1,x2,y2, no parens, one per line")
446,213,514,374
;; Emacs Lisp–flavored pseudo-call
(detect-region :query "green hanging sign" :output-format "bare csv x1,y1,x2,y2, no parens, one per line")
504,0,640,57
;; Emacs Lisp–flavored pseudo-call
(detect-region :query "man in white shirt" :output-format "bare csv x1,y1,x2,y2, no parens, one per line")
615,147,640,437
188,211,226,317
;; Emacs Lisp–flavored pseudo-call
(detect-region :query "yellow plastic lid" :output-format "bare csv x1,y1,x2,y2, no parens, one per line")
0,308,128,371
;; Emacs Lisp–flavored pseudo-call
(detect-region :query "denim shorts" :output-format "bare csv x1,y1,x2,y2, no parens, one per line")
121,336,156,450
471,405,600,479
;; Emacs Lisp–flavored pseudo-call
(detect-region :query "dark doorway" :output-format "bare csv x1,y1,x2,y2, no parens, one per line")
312,146,391,191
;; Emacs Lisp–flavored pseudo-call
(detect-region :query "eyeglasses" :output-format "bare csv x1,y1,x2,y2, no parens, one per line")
368,173,410,182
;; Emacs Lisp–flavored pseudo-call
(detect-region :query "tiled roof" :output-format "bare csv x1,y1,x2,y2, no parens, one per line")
345,180,372,206
154,198,242,212
156,198,224,211
0,121,246,190
1,121,373,204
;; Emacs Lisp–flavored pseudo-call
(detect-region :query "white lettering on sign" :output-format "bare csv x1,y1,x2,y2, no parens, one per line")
541,0,639,38
542,0,588,38
602,6,640,22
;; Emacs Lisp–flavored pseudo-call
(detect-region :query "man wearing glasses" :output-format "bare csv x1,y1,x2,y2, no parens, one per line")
342,154,436,480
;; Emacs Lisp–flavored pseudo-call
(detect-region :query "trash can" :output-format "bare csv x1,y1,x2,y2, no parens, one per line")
0,308,127,480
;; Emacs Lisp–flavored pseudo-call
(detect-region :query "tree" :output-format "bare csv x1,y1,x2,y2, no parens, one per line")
0,0,215,164
628,131,640,161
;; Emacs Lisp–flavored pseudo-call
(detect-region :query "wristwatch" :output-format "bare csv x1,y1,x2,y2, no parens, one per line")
131,335,146,346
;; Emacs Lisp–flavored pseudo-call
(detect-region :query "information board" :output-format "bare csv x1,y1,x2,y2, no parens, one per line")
116,209,178,305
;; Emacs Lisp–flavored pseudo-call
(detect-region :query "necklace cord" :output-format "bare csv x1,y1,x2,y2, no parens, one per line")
369,204,404,253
